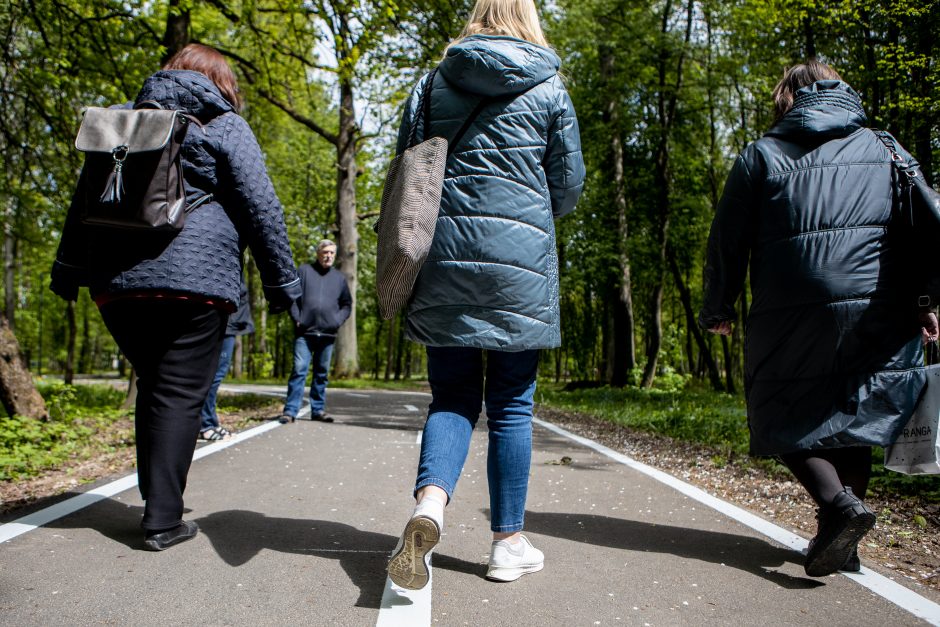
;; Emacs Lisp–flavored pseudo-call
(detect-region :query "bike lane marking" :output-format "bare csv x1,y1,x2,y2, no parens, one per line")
533,416,940,626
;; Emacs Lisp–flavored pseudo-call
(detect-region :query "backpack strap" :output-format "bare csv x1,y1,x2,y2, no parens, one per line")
135,99,203,129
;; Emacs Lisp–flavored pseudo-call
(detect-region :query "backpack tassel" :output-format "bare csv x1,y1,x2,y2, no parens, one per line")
100,145,127,205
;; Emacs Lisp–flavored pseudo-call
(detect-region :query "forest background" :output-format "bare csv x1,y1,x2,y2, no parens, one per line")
0,0,937,420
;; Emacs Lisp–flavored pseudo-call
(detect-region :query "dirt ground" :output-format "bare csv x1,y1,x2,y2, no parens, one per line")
1,397,938,595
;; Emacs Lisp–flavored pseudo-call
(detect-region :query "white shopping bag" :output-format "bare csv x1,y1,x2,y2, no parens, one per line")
885,364,940,475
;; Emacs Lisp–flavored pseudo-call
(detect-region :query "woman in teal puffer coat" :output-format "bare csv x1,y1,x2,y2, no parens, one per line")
387,0,584,590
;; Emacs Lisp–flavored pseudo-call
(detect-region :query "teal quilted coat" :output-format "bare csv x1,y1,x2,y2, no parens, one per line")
395,35,585,351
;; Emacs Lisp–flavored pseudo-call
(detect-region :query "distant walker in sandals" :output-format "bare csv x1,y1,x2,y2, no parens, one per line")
279,239,351,424
199,276,253,441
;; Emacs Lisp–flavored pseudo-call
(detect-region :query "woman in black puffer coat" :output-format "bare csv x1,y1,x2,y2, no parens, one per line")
51,44,300,550
700,60,938,577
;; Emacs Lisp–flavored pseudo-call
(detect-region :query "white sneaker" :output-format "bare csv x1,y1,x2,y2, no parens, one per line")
387,513,441,590
485,534,544,582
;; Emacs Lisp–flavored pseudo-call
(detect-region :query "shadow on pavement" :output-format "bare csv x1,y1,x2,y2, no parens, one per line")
522,511,822,589
197,510,481,607
47,497,148,550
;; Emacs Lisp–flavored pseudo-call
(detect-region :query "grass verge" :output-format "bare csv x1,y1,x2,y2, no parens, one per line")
536,380,940,502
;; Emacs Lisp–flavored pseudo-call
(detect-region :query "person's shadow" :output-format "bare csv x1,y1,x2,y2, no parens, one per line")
46,499,483,608
520,511,822,589
197,510,483,608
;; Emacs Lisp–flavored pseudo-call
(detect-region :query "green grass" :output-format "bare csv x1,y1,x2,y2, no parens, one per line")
0,382,131,482
536,380,940,501
536,381,750,456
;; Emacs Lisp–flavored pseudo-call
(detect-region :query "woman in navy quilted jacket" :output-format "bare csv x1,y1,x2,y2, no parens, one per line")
50,44,300,551
386,0,584,589
700,61,939,577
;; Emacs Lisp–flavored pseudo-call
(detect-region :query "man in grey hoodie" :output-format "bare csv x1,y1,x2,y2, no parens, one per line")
279,239,351,423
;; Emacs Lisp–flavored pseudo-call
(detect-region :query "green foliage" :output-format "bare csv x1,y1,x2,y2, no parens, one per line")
0,383,129,481
538,381,751,455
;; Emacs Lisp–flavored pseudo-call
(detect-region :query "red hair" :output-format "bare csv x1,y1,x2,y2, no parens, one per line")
163,44,242,110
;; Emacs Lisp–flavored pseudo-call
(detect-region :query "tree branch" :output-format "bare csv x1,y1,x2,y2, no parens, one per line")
257,88,338,145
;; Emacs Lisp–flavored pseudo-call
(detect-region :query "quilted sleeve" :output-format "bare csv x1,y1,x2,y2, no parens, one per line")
698,154,755,328
219,114,300,312
544,82,585,219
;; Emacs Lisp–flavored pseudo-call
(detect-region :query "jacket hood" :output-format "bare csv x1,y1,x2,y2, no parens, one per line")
438,35,560,96
135,70,234,121
765,80,868,141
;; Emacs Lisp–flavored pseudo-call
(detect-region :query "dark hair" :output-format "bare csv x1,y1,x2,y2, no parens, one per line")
162,44,242,110
771,60,842,124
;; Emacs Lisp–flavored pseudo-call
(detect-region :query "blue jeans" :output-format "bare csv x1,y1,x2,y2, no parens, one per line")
283,335,335,417
416,346,539,533
200,334,236,431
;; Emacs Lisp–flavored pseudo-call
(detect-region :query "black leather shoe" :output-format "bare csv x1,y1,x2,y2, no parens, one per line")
144,521,199,551
805,488,875,577
278,414,295,424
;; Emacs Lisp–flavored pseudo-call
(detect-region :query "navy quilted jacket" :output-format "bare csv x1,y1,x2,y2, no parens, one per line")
51,70,300,311
699,80,925,455
396,35,585,351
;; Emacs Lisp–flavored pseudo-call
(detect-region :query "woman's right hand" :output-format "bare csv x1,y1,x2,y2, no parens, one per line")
708,320,733,336
919,311,939,344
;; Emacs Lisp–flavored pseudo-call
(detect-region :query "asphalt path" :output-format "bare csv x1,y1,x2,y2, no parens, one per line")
1,386,938,626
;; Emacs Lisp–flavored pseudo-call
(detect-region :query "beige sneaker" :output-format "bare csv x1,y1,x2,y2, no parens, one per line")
485,534,544,582
387,515,441,590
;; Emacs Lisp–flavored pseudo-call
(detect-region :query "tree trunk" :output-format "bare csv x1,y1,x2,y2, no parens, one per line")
161,0,190,63
721,335,736,394
3,225,14,329
669,253,724,392
78,297,90,374
123,368,138,410
64,300,76,384
0,317,48,419
333,76,360,377
640,0,693,389
384,314,395,381
394,316,406,380
233,335,243,379
600,45,636,386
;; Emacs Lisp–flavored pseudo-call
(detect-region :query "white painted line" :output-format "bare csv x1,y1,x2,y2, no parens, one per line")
416,431,423,445
404,404,419,412
532,416,940,625
0,474,137,544
348,392,371,398
375,574,432,627
192,418,283,461
0,416,289,545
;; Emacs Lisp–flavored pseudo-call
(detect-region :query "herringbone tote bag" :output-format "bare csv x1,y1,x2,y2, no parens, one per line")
376,69,492,320
375,132,447,320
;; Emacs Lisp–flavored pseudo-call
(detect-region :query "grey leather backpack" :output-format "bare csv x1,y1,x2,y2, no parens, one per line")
74,101,208,231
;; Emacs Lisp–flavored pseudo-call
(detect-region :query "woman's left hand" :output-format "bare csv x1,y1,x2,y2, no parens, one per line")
708,320,733,336
919,311,939,344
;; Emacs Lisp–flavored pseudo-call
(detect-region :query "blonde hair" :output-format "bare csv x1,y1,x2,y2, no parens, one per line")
452,0,549,48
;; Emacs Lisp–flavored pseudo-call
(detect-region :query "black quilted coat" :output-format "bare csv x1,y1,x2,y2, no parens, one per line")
699,80,926,456
51,70,300,311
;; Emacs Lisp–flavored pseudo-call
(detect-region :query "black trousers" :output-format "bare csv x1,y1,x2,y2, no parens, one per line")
100,299,227,530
